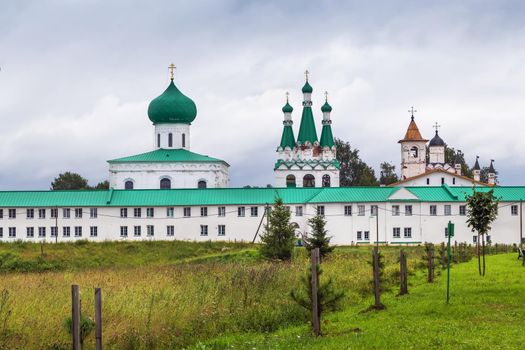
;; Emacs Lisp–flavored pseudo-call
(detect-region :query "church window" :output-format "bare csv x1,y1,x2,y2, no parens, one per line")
157,134,160,148
168,133,173,147
410,146,418,158
27,209,34,219
201,207,208,217
511,205,518,216
198,180,207,188
218,207,226,217
238,207,245,217
303,174,315,187
147,225,154,236
147,208,154,218
441,177,445,185
167,225,174,236
344,205,352,216
250,207,258,217
286,175,296,188
426,178,430,185
120,226,128,237
322,175,331,188
295,206,303,216
26,227,34,238
125,180,134,190
160,178,171,189
200,225,208,236
183,207,191,217
452,178,456,185
218,225,226,236
404,205,412,216
182,134,186,148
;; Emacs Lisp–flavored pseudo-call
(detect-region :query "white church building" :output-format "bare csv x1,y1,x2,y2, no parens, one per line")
0,68,522,246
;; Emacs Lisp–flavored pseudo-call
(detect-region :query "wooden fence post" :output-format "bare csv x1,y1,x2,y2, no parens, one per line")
399,250,408,295
373,247,382,309
311,248,320,336
71,284,81,350
95,288,102,350
428,245,434,283
441,242,446,269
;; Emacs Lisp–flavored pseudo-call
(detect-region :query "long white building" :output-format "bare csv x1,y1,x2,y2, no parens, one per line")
0,186,523,245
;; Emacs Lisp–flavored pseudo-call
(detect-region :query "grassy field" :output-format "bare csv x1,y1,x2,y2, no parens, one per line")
0,241,522,349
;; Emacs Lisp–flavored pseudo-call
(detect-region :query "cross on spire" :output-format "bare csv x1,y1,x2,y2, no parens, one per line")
168,63,176,81
285,91,289,103
433,122,441,133
304,70,310,82
324,91,328,102
408,106,417,120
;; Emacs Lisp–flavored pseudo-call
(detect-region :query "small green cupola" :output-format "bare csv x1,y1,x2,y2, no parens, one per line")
320,91,334,148
148,66,197,125
278,92,296,149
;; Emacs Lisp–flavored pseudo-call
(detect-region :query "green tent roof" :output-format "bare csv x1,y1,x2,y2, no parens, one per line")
319,124,334,148
297,107,318,144
0,186,521,208
108,149,229,166
279,125,296,149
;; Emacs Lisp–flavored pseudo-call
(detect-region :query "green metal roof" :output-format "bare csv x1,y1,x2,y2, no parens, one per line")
108,149,229,166
319,124,334,148
321,101,332,113
297,107,318,144
148,80,197,125
302,81,313,93
278,125,296,149
1,186,523,208
282,102,293,113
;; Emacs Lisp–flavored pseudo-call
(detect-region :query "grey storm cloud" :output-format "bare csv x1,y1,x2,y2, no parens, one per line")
1,0,525,189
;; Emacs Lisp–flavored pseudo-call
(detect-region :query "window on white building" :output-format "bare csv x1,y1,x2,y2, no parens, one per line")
51,227,57,237
90,226,98,237
75,208,82,219
344,205,352,216
63,208,71,219
371,205,378,217
0,228,2,238
168,133,173,147
90,208,97,219
364,231,370,240
430,205,437,216
167,226,174,236
473,235,477,244
303,174,315,187
393,227,400,238
459,205,466,216
147,225,154,236
0,209,3,219
295,206,303,217
322,174,331,188
200,225,208,236
218,225,226,236
183,207,191,217
27,209,34,219
198,180,207,189
404,227,412,238
8,209,16,219
38,209,46,219
218,207,226,217
167,207,174,217
250,207,258,217
358,205,365,216
357,231,362,240
26,227,34,238
317,206,325,216
120,226,128,237
160,178,171,189
134,226,141,237
200,207,208,217
51,208,58,218
511,205,518,216
392,205,400,216
74,227,82,237
405,205,412,216
444,205,451,216
63,227,71,237
38,227,46,238
134,208,142,218
120,208,128,218
238,207,245,217
147,208,154,218
125,180,134,190
9,227,16,238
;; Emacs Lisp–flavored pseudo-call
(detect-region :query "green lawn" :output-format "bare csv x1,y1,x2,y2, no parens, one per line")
191,253,525,350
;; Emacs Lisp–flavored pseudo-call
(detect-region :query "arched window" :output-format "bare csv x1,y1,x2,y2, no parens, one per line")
160,178,171,189
410,146,418,158
286,175,296,188
198,180,207,188
303,174,315,188
124,180,134,190
157,134,161,148
182,133,186,148
322,174,331,187
168,133,173,147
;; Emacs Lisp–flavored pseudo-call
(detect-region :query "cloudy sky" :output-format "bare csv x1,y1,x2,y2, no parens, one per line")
1,0,525,189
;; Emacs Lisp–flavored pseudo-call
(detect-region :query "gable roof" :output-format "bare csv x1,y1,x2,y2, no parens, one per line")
107,148,229,166
389,168,490,187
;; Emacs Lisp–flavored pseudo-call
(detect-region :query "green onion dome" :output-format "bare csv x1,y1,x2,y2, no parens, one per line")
302,81,313,93
282,102,293,113
321,101,332,113
148,80,197,124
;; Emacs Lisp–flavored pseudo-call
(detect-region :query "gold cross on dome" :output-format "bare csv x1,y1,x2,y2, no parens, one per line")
304,70,310,82
433,122,441,132
168,63,176,80
408,106,417,117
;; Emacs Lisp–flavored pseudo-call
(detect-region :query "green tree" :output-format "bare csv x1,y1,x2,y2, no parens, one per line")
93,180,110,189
290,266,345,334
335,138,378,186
480,166,498,184
466,189,499,276
259,197,298,260
51,172,90,190
444,147,473,178
304,214,333,259
379,162,399,185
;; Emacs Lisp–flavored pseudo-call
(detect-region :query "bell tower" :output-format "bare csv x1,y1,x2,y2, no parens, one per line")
399,107,428,179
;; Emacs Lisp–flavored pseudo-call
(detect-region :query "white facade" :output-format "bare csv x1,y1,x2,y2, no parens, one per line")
154,123,190,150
109,162,229,189
394,170,484,187
275,168,340,188
400,141,427,179
0,199,522,245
